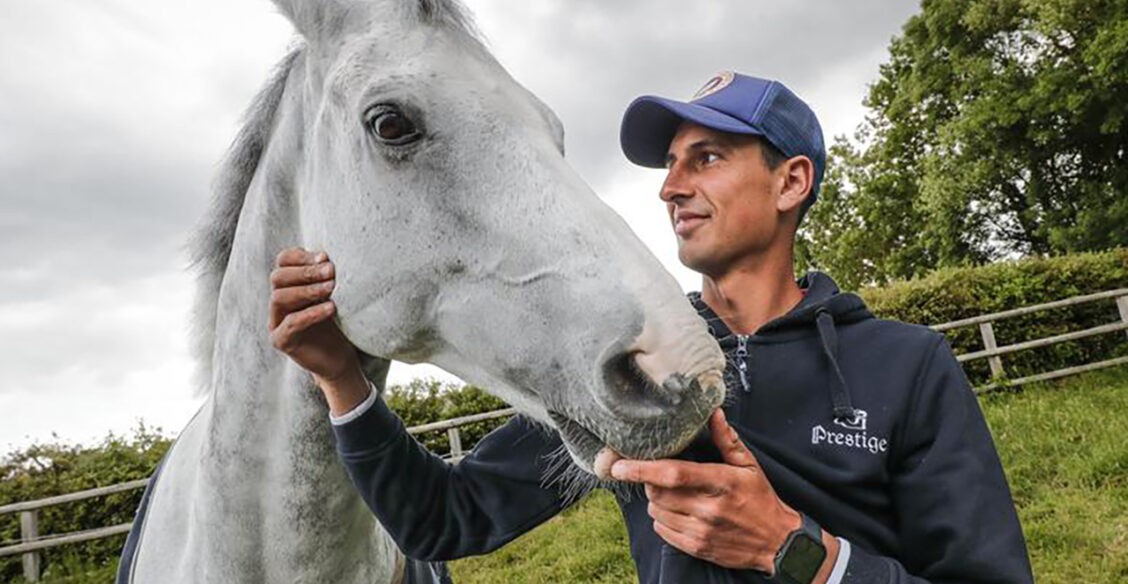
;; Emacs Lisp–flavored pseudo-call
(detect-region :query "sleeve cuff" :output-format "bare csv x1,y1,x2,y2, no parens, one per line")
330,382,411,458
329,381,379,426
826,537,851,584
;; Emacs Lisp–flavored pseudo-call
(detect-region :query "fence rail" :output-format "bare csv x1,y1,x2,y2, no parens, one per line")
931,287,1128,392
4,287,1128,581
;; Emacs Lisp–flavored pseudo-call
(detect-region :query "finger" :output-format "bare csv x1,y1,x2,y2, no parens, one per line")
646,484,722,516
269,281,336,330
275,247,327,268
270,301,336,352
710,409,758,469
270,262,335,289
647,501,708,539
652,520,710,562
611,459,715,489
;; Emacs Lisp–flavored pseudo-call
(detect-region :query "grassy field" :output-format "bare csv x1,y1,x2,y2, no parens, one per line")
449,366,1128,583
17,366,1128,583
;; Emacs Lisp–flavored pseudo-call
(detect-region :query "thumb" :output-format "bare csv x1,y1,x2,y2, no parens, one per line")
710,409,758,468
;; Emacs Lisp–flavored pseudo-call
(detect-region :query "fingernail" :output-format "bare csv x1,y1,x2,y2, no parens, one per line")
322,280,335,291
610,460,629,478
319,263,332,277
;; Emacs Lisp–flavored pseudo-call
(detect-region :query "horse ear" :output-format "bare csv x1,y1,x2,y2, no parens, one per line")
272,0,416,42
272,0,353,41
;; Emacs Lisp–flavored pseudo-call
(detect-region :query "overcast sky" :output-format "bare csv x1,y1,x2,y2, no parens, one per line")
0,0,921,450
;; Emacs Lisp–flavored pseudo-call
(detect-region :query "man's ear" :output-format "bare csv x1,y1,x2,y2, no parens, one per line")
776,155,814,216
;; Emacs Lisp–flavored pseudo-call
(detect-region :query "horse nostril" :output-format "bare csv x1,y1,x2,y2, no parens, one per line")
601,352,684,415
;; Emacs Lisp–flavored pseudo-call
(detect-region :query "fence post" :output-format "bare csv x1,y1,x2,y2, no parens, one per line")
979,321,1005,378
447,428,463,459
20,510,40,582
1117,295,1128,340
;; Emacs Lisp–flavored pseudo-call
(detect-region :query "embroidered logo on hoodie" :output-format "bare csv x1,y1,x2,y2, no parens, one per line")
811,409,889,454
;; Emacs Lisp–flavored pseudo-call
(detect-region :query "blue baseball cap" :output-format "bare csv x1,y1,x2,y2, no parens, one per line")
620,71,826,206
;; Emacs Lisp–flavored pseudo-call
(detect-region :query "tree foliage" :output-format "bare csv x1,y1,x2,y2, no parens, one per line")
798,0,1128,290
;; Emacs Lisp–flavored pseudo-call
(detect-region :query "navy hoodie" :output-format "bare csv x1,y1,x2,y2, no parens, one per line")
331,271,1033,583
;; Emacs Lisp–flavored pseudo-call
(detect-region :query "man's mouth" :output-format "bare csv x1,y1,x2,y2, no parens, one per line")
674,211,709,237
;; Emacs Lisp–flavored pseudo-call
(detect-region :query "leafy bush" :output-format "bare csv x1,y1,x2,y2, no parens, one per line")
859,249,1128,386
0,381,508,581
384,379,510,455
0,424,171,583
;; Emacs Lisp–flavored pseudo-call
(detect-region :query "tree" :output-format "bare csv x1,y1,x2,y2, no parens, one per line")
798,0,1128,290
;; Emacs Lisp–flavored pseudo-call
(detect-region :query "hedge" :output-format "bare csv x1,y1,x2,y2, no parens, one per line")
859,249,1128,386
0,383,507,581
383,379,509,455
0,425,171,583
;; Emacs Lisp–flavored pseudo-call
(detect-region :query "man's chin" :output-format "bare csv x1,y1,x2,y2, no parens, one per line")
677,246,717,275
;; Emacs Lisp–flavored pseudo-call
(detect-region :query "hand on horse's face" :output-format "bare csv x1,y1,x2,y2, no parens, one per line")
269,247,362,388
610,410,835,575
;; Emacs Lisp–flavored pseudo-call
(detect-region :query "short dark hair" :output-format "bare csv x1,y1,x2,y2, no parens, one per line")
752,136,815,227
755,135,788,170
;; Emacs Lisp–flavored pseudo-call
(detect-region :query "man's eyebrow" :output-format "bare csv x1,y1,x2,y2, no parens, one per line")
665,139,729,165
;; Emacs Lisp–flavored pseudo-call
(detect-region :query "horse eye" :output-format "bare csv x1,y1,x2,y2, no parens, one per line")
366,106,421,145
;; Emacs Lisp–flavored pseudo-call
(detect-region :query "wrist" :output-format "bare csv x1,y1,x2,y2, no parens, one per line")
762,507,802,573
810,530,840,584
314,363,371,417
768,512,834,584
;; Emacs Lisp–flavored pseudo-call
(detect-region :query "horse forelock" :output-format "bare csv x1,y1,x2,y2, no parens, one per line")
186,47,301,397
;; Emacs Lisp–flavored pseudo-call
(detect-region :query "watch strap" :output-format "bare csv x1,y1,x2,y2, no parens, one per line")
770,512,827,584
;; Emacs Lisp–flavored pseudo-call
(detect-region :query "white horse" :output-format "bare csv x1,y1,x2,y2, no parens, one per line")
124,0,725,581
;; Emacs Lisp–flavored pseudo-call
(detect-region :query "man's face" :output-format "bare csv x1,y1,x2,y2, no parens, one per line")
660,122,783,276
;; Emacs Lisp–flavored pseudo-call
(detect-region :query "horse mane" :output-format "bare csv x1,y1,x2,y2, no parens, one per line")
185,47,298,395
185,1,483,395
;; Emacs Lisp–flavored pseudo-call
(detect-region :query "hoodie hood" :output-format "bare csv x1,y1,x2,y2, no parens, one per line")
688,271,874,420
688,271,873,344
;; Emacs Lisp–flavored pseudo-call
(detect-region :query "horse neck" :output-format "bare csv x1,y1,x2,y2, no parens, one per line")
192,69,396,576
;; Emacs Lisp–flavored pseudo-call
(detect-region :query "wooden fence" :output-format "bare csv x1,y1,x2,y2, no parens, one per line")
3,287,1127,581
0,408,516,581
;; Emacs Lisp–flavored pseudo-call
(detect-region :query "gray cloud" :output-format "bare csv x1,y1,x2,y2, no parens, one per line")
472,0,919,194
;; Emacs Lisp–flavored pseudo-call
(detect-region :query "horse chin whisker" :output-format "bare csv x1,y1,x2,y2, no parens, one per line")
540,441,639,507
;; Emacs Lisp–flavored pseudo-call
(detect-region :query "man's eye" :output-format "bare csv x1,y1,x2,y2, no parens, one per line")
702,152,720,165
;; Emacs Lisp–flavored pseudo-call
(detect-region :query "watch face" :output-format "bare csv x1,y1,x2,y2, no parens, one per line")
779,534,827,584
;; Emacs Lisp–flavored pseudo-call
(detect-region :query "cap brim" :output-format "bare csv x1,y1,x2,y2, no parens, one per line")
620,96,765,168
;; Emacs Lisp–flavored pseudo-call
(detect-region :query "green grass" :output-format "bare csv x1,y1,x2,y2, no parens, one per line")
449,490,636,584
20,367,1128,583
980,367,1128,581
451,366,1128,584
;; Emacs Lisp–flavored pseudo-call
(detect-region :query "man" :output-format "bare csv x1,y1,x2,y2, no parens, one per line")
269,72,1034,583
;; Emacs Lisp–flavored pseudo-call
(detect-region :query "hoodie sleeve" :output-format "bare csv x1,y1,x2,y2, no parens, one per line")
331,395,568,561
839,336,1033,583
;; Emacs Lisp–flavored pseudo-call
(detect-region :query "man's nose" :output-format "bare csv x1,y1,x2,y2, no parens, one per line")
659,163,693,203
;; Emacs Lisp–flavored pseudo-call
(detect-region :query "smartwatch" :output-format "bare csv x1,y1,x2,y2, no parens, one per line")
769,513,827,584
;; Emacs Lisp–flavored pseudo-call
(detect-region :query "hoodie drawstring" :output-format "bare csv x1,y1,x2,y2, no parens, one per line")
815,308,858,420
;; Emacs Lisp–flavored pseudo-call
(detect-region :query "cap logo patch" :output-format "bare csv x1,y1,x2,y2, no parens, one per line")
691,70,735,101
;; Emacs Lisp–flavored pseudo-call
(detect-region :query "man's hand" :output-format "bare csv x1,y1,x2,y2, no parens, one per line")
269,247,369,415
610,410,838,579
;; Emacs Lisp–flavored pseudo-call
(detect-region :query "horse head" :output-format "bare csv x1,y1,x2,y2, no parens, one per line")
270,0,725,474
